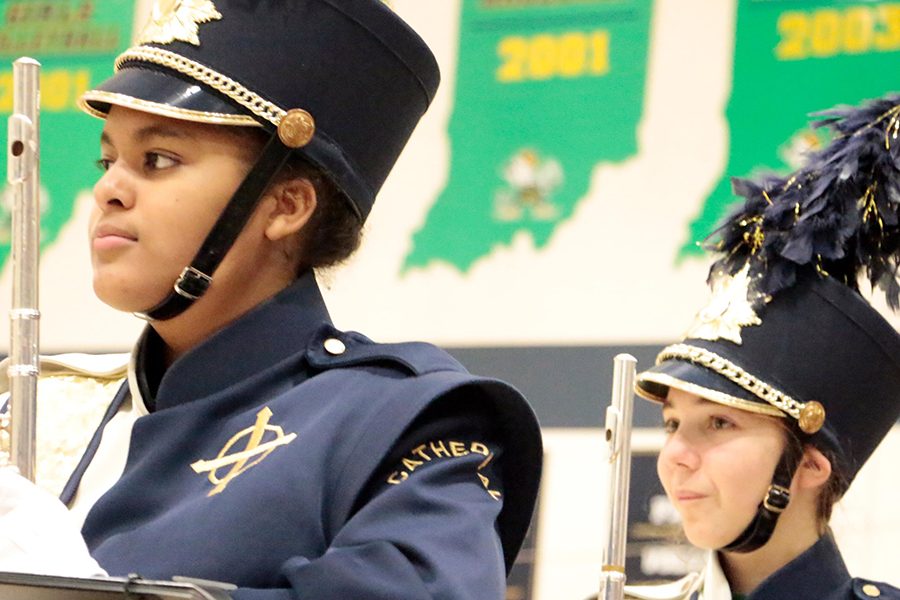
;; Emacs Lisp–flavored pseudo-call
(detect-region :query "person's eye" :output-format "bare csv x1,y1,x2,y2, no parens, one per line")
710,416,734,431
95,158,112,172
144,152,179,171
662,418,679,434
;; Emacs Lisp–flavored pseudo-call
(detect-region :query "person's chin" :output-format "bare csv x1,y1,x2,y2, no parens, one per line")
92,276,163,315
685,533,729,550
681,519,741,550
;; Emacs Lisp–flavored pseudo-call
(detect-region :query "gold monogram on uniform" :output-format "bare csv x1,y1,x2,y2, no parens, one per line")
191,407,297,496
386,440,502,501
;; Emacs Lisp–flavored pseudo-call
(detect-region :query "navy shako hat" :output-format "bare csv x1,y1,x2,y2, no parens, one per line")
79,0,441,221
637,94,900,486
638,271,900,482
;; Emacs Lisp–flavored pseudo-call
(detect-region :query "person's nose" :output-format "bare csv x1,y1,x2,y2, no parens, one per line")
93,161,136,212
659,429,701,472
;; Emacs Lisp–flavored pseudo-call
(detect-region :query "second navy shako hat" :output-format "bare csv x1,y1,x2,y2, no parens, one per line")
79,0,441,221
637,270,900,483
637,94,900,484
636,94,900,553
638,94,900,480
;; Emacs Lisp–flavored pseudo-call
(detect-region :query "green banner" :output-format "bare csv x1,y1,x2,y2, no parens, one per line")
0,0,135,270
680,0,900,259
404,0,653,273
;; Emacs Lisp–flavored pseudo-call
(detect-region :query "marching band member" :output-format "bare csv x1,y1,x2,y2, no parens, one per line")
0,1,542,598
625,94,900,599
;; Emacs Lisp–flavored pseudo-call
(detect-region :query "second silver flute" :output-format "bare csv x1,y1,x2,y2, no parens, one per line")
598,353,636,600
4,57,41,482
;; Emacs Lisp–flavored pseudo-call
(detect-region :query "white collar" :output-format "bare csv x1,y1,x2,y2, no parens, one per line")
701,551,734,600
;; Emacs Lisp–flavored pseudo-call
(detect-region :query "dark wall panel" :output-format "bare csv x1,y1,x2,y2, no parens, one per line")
446,344,665,429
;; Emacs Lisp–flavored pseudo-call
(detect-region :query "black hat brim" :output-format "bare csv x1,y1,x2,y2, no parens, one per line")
80,66,261,128
636,358,786,418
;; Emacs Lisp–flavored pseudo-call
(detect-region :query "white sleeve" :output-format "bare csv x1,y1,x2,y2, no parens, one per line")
0,467,107,577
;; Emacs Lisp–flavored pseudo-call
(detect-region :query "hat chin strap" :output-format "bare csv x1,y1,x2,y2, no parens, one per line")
134,133,293,322
721,441,802,553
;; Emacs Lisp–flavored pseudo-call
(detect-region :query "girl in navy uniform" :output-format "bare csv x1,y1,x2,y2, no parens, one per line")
624,95,900,600
0,1,542,598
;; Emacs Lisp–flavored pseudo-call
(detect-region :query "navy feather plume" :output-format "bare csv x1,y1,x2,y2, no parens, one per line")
709,94,900,309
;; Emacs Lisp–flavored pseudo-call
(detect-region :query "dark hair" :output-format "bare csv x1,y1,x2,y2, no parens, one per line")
231,126,364,274
275,156,364,274
811,444,850,530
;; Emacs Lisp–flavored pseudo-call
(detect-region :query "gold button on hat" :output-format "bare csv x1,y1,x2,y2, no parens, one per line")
278,109,315,149
798,400,826,434
323,338,346,356
862,584,881,597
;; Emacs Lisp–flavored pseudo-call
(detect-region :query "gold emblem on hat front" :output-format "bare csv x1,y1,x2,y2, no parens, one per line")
138,0,223,47
684,265,764,345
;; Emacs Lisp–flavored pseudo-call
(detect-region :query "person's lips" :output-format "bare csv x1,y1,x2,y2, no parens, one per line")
674,489,707,502
92,223,137,250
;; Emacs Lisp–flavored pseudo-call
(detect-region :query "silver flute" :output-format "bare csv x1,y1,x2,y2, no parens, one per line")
2,57,41,481
598,353,636,600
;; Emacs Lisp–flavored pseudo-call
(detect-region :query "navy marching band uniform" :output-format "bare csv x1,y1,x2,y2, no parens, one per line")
730,534,900,600
623,534,900,600
59,273,541,599
33,0,545,597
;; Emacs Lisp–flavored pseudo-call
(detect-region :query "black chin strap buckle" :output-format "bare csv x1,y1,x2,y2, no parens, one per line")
722,445,801,553
174,266,213,300
763,484,791,513
132,266,214,322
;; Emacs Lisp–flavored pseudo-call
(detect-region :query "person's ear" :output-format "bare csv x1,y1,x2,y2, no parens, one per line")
795,445,832,491
264,178,317,241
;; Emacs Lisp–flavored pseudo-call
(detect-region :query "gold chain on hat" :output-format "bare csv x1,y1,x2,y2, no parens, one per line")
115,46,287,127
657,343,825,434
